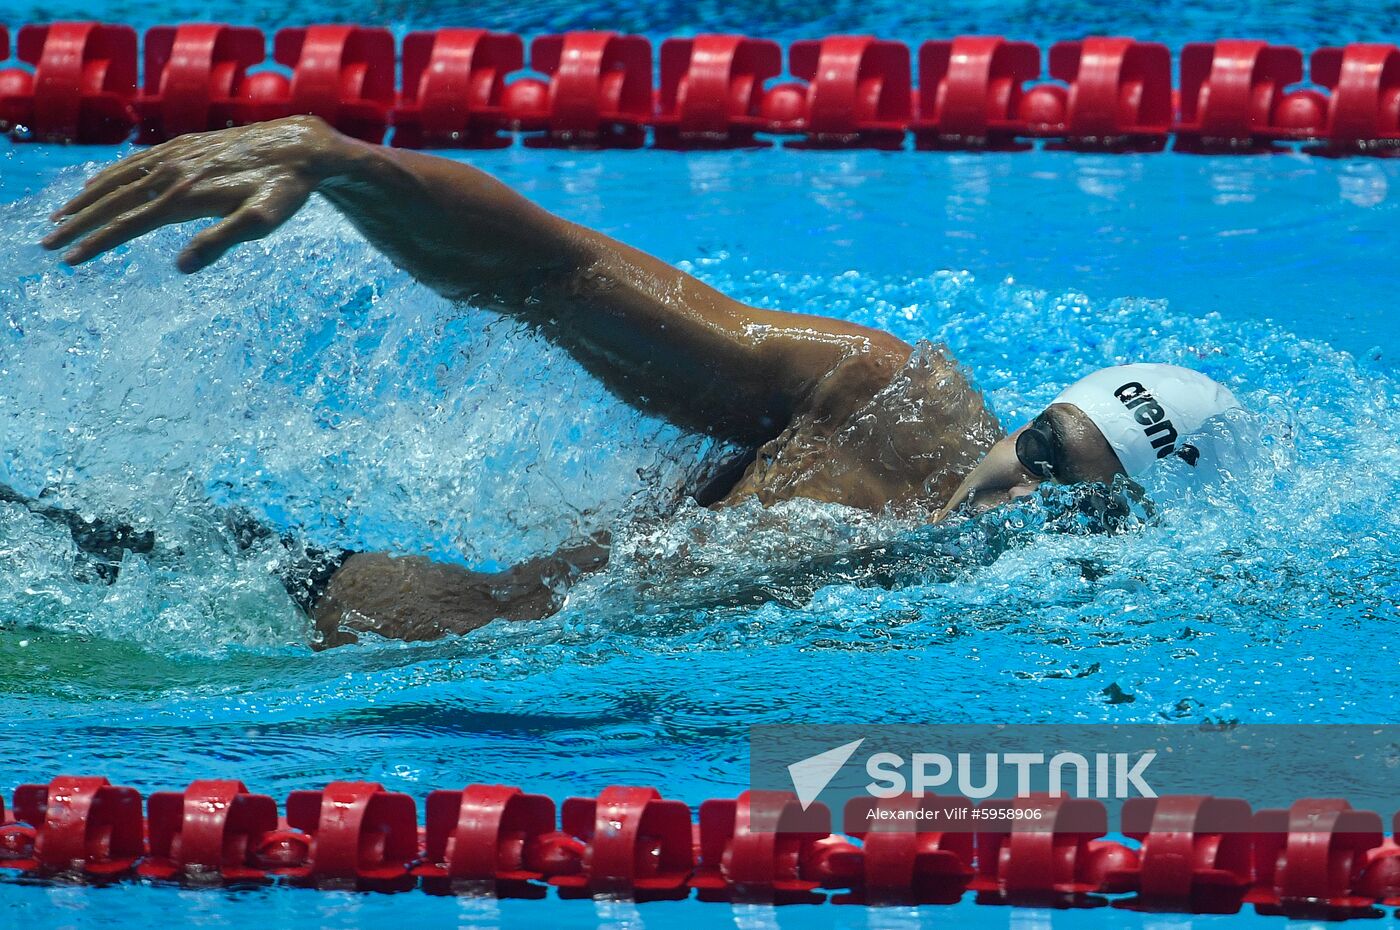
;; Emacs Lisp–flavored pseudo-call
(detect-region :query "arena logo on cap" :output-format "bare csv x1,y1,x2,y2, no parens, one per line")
1115,381,1200,465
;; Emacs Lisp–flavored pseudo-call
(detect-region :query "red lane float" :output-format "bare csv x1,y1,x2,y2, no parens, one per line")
275,781,418,887
0,26,16,128
7,776,144,875
1175,41,1305,151
229,25,394,142
506,31,652,147
0,22,136,142
393,29,523,149
1102,795,1254,913
135,25,265,143
969,795,1133,905
1248,798,1386,918
1020,37,1173,149
549,785,693,899
691,790,844,903
140,779,278,882
0,33,23,136
1357,811,1400,906
1310,44,1400,151
413,783,555,893
654,35,782,148
764,35,911,147
914,36,1040,149
834,795,975,905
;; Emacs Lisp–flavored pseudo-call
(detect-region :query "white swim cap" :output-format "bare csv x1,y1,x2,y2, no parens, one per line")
1052,363,1241,476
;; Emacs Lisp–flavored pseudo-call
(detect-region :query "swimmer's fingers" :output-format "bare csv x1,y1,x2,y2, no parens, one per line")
42,167,178,251
50,149,169,221
49,131,212,221
59,192,211,266
176,191,306,274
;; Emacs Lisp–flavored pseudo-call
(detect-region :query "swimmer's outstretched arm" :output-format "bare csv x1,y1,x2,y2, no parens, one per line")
43,117,910,444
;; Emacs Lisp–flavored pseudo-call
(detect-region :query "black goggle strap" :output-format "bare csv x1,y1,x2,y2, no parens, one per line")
1015,413,1061,480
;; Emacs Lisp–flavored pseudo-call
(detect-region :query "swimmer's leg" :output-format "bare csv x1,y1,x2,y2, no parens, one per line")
0,480,603,646
308,539,609,648
0,481,563,646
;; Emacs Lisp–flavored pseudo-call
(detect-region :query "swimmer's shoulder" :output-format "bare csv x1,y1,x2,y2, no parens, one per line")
709,339,1000,513
793,330,912,426
888,340,1005,494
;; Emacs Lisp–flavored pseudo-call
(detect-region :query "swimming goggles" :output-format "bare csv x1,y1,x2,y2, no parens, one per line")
1015,412,1064,480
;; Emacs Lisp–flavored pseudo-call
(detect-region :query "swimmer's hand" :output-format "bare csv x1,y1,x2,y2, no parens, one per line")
42,115,343,273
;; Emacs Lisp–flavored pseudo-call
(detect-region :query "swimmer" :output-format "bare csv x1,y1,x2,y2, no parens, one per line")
37,116,1243,645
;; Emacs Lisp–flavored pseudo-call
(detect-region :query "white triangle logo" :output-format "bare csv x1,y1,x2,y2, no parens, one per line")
787,738,865,810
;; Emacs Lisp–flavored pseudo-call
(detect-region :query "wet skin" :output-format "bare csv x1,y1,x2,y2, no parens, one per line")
41,117,1121,644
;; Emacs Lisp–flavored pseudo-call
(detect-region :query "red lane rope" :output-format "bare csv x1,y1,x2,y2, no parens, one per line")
1,23,1400,151
2,776,1399,914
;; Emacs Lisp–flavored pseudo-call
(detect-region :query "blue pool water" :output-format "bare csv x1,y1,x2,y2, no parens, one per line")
2,1,1400,927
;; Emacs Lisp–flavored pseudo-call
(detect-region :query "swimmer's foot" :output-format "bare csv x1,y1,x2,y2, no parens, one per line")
0,487,351,616
0,483,154,583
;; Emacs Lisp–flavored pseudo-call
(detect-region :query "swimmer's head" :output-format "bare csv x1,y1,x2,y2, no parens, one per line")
937,363,1241,520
